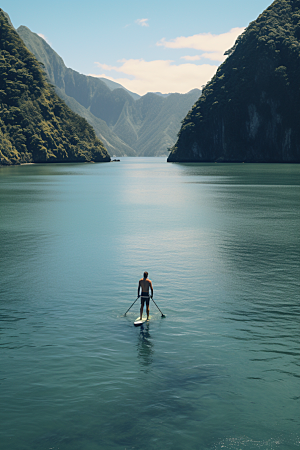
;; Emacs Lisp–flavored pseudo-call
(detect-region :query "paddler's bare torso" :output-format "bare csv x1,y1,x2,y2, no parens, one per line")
138,272,153,320
139,278,152,294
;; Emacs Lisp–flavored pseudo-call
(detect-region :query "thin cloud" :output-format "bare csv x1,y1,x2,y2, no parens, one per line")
91,59,218,95
181,55,201,61
38,33,51,45
158,27,244,61
135,18,149,27
182,52,227,62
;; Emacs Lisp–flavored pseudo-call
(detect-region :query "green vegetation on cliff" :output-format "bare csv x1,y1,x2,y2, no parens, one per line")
0,11,110,165
17,25,201,157
168,0,300,163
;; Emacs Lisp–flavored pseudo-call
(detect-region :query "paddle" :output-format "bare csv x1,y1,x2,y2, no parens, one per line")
151,297,166,318
124,296,139,316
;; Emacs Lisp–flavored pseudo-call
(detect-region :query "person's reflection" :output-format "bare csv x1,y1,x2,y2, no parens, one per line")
136,323,154,370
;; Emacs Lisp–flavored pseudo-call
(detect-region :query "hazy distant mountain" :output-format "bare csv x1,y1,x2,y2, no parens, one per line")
16,25,135,156
112,89,202,156
0,11,110,165
97,78,140,100
168,0,300,163
17,25,201,156
153,92,172,97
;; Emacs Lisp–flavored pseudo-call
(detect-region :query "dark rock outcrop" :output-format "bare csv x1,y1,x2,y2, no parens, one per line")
168,0,300,163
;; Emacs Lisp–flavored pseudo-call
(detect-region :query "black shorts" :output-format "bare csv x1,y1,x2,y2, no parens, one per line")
141,293,150,306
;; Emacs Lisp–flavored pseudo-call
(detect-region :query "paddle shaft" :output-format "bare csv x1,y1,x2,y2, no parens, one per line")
151,297,165,317
124,296,139,316
125,296,165,318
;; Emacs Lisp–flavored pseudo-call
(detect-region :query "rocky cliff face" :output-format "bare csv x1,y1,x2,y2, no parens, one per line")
168,0,300,163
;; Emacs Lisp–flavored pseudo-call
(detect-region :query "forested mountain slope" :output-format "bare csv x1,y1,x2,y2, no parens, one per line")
0,11,110,165
168,0,300,163
17,25,136,157
17,25,201,157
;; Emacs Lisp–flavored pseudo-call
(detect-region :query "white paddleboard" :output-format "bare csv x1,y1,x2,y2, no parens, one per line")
134,316,150,327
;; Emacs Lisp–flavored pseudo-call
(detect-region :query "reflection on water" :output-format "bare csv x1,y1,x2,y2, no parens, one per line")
1,159,300,450
137,323,154,370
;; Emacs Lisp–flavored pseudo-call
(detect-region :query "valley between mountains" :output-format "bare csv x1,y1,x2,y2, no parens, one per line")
17,25,201,158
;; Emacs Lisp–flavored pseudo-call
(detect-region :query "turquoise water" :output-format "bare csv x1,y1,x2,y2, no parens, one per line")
0,158,299,450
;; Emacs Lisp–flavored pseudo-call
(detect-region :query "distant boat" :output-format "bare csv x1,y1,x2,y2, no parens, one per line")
112,159,120,162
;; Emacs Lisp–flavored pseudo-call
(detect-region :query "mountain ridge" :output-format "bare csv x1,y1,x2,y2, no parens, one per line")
0,11,110,165
16,25,136,156
17,25,201,157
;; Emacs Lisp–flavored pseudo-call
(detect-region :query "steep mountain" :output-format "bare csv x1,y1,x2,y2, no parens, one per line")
97,77,140,100
0,11,110,165
118,90,201,156
168,0,300,163
17,25,201,156
16,25,136,157
2,9,13,28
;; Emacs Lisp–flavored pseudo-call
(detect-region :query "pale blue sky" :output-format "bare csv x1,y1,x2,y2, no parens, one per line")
3,0,272,94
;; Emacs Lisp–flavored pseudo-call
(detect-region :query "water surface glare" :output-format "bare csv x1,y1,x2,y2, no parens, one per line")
0,158,299,450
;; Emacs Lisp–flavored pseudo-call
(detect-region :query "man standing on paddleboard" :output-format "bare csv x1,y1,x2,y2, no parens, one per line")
138,272,153,321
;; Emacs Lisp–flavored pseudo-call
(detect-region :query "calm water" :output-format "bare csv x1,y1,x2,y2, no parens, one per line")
0,158,299,450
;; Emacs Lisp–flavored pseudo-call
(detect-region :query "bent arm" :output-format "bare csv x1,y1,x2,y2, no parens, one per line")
137,280,141,297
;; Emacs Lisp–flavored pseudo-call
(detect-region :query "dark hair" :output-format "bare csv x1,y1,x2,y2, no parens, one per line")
144,271,148,278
